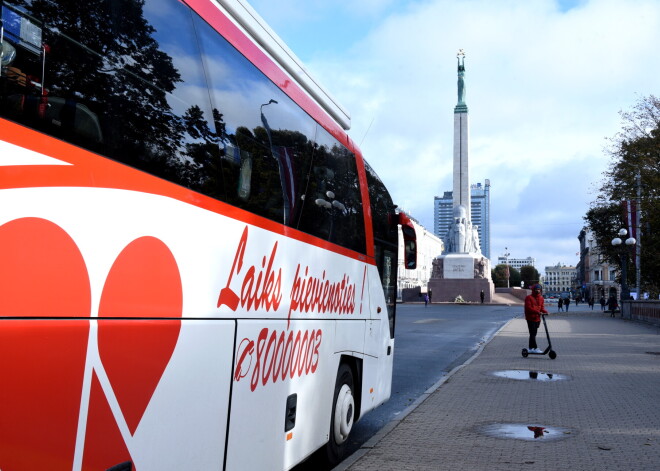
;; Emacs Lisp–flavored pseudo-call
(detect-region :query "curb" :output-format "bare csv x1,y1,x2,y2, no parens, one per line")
331,317,518,471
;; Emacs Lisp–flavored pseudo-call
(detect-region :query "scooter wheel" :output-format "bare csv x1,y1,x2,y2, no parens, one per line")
522,348,528,358
549,350,557,360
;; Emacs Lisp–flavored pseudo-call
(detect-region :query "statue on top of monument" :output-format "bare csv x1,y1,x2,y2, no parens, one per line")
457,49,466,105
444,205,481,254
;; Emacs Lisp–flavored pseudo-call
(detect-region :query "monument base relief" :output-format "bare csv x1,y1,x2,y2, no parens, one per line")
428,254,494,303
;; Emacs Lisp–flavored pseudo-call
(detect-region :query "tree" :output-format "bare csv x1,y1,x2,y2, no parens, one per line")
585,95,660,297
583,203,627,267
492,264,520,288
520,265,540,289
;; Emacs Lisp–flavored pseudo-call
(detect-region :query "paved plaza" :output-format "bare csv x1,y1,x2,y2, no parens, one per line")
336,311,660,471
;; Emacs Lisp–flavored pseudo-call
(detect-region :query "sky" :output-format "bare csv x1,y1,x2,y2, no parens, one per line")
246,0,660,275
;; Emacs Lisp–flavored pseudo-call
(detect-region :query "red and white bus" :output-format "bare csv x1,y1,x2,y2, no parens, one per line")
0,0,416,469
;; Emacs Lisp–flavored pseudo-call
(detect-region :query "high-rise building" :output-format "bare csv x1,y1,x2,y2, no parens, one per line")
434,179,490,259
470,181,490,259
433,191,453,240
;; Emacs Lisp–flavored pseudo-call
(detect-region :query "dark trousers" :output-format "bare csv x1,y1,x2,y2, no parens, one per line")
527,320,541,349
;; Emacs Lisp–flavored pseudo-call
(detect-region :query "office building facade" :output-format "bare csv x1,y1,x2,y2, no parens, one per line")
496,256,536,270
544,264,577,294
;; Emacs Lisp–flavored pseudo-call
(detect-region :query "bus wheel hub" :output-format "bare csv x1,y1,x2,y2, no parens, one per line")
333,384,354,444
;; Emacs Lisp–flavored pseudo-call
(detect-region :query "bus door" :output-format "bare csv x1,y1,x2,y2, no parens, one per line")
226,319,334,470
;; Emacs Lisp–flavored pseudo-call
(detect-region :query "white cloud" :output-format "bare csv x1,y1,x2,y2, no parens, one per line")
250,0,660,273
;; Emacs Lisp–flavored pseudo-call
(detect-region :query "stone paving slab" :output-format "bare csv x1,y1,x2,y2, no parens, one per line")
340,311,660,471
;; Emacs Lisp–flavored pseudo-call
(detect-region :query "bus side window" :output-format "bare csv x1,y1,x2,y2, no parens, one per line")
296,125,365,254
0,5,50,133
0,0,221,193
0,5,104,148
192,12,316,226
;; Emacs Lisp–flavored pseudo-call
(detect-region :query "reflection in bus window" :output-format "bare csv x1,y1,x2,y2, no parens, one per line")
0,0,366,255
297,125,365,253
193,12,317,226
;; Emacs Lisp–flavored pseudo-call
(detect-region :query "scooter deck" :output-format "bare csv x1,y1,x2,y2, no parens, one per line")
522,314,557,359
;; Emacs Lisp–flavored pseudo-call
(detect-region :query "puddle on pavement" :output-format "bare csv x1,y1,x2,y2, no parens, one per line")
480,423,573,441
491,370,569,381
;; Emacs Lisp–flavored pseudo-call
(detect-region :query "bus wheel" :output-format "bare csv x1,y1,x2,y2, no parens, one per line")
326,363,355,465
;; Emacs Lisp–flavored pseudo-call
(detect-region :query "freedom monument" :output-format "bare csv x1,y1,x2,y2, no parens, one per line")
428,50,494,303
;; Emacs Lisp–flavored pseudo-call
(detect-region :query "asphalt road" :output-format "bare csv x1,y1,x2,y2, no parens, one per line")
294,302,521,470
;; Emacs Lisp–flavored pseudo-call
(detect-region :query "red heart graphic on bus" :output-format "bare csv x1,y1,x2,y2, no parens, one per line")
0,218,91,471
97,236,183,435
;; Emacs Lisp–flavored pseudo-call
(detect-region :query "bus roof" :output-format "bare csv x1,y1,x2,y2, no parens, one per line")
214,0,352,130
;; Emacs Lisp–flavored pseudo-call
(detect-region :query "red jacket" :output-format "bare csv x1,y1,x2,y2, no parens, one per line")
524,293,548,322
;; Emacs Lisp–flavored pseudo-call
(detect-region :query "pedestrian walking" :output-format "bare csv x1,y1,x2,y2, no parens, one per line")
480,290,485,304
600,296,606,311
524,284,548,353
424,293,429,307
607,295,618,317
558,297,563,312
588,296,594,310
564,296,570,312
575,296,579,306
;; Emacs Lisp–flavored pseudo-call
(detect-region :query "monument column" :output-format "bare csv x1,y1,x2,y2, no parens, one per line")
453,49,470,220
429,50,494,303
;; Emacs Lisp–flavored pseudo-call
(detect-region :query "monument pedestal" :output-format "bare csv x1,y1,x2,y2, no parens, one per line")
428,254,494,303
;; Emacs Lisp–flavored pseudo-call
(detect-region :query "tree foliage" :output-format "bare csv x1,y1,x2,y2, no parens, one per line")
585,95,660,297
520,265,541,288
584,203,627,267
492,264,520,288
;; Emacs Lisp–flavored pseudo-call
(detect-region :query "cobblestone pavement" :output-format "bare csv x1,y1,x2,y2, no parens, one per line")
336,311,660,471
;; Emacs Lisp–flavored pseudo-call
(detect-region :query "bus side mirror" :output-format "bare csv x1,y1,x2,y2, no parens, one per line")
391,212,417,270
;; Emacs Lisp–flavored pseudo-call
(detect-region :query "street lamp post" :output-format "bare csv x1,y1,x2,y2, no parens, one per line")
611,228,636,306
504,247,511,289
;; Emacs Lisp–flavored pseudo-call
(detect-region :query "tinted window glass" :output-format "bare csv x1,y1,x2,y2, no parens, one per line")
296,126,365,253
192,13,318,225
0,0,216,184
0,0,365,254
364,160,397,247
364,160,397,336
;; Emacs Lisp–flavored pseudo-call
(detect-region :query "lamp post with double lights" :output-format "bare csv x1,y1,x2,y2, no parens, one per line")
611,228,636,305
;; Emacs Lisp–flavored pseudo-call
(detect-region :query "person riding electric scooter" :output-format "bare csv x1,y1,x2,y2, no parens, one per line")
525,284,547,353
522,284,557,359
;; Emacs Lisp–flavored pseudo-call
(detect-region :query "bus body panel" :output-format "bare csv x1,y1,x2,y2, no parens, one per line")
115,319,234,469
0,132,384,468
0,131,374,326
0,318,234,470
360,265,395,414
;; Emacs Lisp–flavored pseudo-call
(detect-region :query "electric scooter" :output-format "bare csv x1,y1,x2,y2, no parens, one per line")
522,313,557,359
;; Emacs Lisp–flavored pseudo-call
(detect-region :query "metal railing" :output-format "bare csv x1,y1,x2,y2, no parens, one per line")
621,300,660,325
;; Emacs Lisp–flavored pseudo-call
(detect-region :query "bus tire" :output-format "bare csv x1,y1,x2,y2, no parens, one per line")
326,363,355,465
